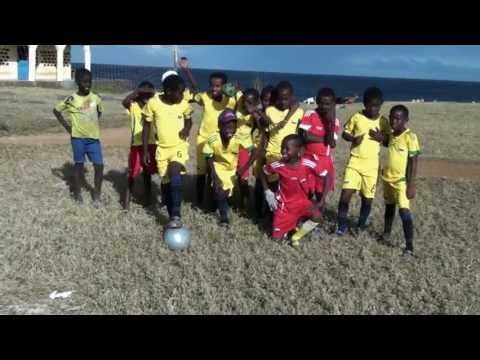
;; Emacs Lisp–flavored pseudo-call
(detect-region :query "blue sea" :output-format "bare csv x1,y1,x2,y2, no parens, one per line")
73,63,480,102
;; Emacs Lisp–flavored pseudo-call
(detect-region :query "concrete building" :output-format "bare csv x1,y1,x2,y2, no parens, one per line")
0,45,91,82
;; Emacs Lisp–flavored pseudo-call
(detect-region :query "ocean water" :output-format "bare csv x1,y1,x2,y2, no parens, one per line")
73,63,480,102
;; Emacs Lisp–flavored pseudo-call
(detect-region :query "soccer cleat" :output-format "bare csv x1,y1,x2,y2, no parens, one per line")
380,233,395,247
291,220,319,243
291,238,300,248
401,249,416,262
166,216,183,229
335,227,347,237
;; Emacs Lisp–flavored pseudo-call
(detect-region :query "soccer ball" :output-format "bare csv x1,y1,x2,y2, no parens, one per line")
164,227,191,251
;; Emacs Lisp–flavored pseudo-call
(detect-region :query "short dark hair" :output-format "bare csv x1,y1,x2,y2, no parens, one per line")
75,68,91,83
276,81,294,94
316,87,336,102
363,87,384,104
242,88,259,101
390,104,409,118
163,75,185,92
138,81,154,89
261,85,275,99
282,134,303,148
209,72,228,84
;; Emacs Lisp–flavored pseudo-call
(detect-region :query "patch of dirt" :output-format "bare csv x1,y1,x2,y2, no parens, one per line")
419,158,480,181
0,127,130,146
2,128,480,181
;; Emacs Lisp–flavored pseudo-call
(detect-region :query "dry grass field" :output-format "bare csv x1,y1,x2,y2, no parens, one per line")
0,86,479,314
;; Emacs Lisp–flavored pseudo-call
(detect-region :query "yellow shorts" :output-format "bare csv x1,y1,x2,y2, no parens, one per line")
215,166,236,197
383,180,410,209
196,133,208,175
265,152,282,183
342,166,379,199
156,142,189,180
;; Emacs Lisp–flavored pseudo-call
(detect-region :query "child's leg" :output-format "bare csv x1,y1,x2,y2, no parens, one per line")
163,182,172,215
86,139,104,202
168,162,183,220
73,163,84,201
93,164,104,201
215,190,230,224
254,177,265,219
337,189,354,234
143,173,152,206
196,136,207,208
237,147,251,210
124,147,142,210
358,196,373,228
384,204,396,235
399,209,414,252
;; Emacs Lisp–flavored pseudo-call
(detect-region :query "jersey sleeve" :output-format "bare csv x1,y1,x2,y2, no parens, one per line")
54,96,73,112
203,134,217,158
298,112,313,131
343,114,357,135
183,102,194,118
142,98,155,123
193,92,204,105
407,132,421,157
380,116,391,136
263,162,278,176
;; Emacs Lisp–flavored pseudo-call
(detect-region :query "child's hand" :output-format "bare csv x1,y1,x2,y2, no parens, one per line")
369,128,385,143
407,183,416,199
213,177,224,195
143,152,151,167
265,189,278,211
178,128,189,140
179,57,189,70
352,134,364,147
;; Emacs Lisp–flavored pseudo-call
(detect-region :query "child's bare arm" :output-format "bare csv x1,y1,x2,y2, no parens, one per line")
406,156,418,199
179,117,193,140
142,115,151,166
179,58,198,94
122,90,138,109
207,157,223,192
53,109,72,135
299,128,325,144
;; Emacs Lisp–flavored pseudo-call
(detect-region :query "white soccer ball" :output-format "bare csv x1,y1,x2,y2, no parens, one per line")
164,227,191,251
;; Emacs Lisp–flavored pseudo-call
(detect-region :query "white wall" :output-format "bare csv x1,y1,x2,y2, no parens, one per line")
0,45,18,80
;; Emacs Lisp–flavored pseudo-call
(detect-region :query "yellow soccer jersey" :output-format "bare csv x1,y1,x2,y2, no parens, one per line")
235,110,253,140
194,92,237,138
344,111,390,172
203,132,254,172
265,106,304,156
143,94,193,148
128,102,157,146
382,128,421,183
55,92,103,139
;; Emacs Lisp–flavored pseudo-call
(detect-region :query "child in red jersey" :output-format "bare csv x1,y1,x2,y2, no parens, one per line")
260,134,331,245
299,88,341,201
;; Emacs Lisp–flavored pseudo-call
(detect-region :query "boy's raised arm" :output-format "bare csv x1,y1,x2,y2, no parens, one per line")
179,57,199,94
122,90,138,110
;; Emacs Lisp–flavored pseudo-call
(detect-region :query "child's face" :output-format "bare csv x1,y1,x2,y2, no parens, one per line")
220,121,237,141
364,98,383,119
77,75,92,94
261,92,272,110
317,96,335,117
209,77,224,98
389,110,408,133
165,86,185,104
276,88,292,111
137,87,155,105
243,94,259,113
281,139,302,163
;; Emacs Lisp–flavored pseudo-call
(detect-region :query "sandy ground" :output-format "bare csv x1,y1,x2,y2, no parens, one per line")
2,127,479,182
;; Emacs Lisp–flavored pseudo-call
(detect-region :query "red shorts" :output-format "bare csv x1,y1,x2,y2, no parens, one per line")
237,147,251,181
306,154,335,194
272,200,321,240
128,145,157,180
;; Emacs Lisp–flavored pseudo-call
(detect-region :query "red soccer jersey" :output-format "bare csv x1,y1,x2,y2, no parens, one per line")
299,110,341,158
263,157,329,209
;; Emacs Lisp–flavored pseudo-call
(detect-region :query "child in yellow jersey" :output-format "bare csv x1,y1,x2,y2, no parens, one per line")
142,75,193,229
121,81,157,210
235,88,261,210
336,87,390,236
189,71,237,208
53,68,104,204
263,81,304,189
380,105,420,260
203,110,256,226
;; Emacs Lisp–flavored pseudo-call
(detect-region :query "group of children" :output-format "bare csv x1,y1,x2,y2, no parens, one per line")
53,59,421,259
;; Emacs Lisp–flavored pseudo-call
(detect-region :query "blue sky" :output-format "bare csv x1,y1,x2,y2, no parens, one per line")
71,45,480,82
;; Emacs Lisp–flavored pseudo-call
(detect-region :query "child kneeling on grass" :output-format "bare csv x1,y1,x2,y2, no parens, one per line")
260,134,331,247
380,105,420,260
203,109,256,226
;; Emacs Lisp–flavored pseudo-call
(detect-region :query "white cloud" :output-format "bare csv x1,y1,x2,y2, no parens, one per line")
145,45,172,55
